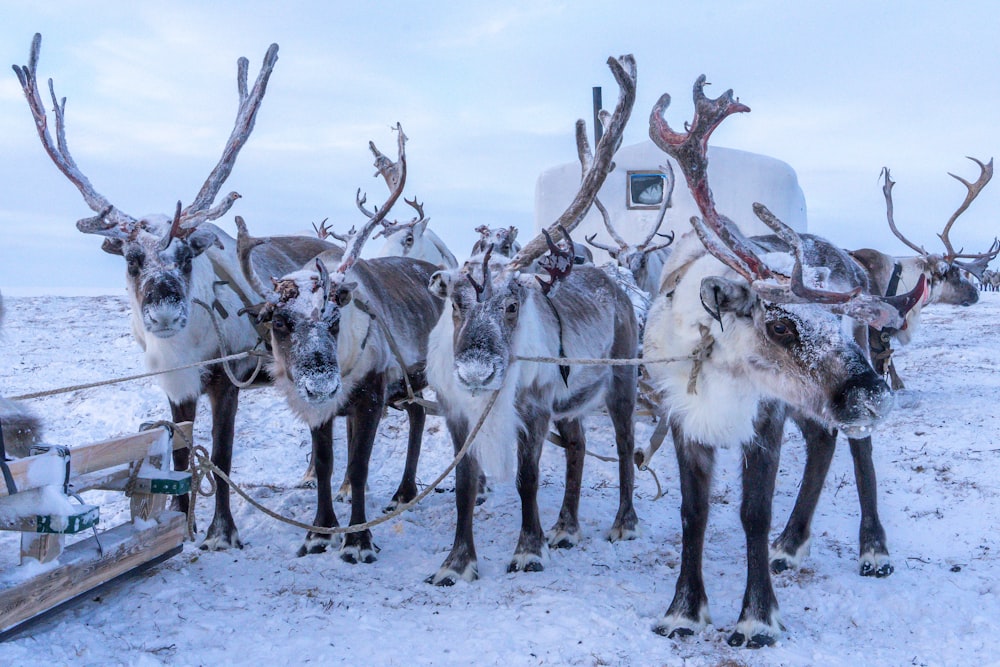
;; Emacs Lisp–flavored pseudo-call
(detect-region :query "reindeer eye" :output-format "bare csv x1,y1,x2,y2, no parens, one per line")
505,302,518,315
126,252,144,276
766,319,797,346
404,234,414,248
272,315,292,334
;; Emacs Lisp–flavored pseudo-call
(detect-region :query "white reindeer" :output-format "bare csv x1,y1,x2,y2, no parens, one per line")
13,34,336,549
424,54,638,585
642,76,924,647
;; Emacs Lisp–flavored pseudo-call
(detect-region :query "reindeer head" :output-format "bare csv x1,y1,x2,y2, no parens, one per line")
240,126,407,409
86,202,230,337
471,225,521,258
14,33,277,339
429,54,636,394
881,160,999,306
648,76,926,438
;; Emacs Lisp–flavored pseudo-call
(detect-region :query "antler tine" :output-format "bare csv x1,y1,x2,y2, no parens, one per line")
639,161,676,248
337,123,408,273
509,54,636,272
881,167,928,255
939,156,994,260
13,33,137,231
372,196,429,239
312,218,331,239
584,232,620,256
234,215,274,300
158,201,184,251
753,203,861,304
315,257,331,305
468,246,494,303
535,225,576,295
181,43,279,226
649,75,769,280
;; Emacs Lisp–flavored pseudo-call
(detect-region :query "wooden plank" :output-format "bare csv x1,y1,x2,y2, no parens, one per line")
20,534,63,565
0,421,194,499
0,505,99,534
0,511,186,636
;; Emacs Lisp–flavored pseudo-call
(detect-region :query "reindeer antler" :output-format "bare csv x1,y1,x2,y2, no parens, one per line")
335,123,408,274
535,226,576,295
373,196,429,239
180,44,279,228
508,54,636,272
940,157,994,260
14,33,138,235
652,75,918,330
883,158,997,262
15,34,276,244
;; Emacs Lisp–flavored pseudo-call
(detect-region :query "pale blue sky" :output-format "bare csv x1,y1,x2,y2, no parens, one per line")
2,1,998,292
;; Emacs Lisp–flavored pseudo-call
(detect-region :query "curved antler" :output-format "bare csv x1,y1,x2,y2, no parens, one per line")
940,156,994,260
509,54,636,271
180,43,279,228
13,33,138,232
336,123,408,274
881,167,928,255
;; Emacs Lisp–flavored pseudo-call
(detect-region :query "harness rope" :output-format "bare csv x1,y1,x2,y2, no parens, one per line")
174,388,502,538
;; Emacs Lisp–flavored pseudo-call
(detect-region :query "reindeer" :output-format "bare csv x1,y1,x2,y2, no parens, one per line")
423,55,638,586
13,34,337,550
471,225,521,258
848,162,999,388
643,76,924,646
0,291,43,460
369,196,458,269
239,126,445,562
584,162,676,294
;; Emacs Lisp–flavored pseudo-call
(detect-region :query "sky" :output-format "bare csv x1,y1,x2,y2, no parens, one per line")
2,1,999,293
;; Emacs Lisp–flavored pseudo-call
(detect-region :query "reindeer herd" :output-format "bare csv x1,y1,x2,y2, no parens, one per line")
5,33,999,649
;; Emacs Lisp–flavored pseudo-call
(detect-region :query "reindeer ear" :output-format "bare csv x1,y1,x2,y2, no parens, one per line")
187,228,218,256
102,238,124,256
428,270,456,299
239,302,273,323
334,282,357,307
700,276,753,321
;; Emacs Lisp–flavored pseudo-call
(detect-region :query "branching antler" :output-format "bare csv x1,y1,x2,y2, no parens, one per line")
181,43,279,228
652,74,919,329
13,33,137,234
508,54,636,272
883,158,998,262
373,197,429,239
335,123,408,274
14,33,276,244
535,226,576,295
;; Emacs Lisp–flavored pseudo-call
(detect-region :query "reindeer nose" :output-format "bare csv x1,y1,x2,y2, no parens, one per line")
144,305,186,336
455,359,498,389
833,372,894,429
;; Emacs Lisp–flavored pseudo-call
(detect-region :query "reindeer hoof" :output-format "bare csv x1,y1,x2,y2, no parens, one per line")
653,606,710,638
546,526,581,549
297,478,317,490
727,631,776,648
859,551,894,578
339,544,377,565
729,616,783,648
507,555,545,573
770,558,792,574
426,562,478,586
607,524,640,543
200,523,243,551
297,534,335,557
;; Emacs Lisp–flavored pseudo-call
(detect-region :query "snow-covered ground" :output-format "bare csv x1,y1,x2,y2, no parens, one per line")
1,292,998,666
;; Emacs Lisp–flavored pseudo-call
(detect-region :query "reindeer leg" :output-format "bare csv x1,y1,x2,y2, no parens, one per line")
334,419,354,503
340,370,385,564
298,418,339,556
200,369,243,551
771,414,837,573
427,414,480,585
729,401,785,648
654,422,714,638
168,398,197,527
386,401,425,512
848,436,893,577
508,404,550,573
548,418,584,549
607,363,638,541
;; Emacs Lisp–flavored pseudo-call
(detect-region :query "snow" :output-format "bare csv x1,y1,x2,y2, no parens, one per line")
1,292,998,666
